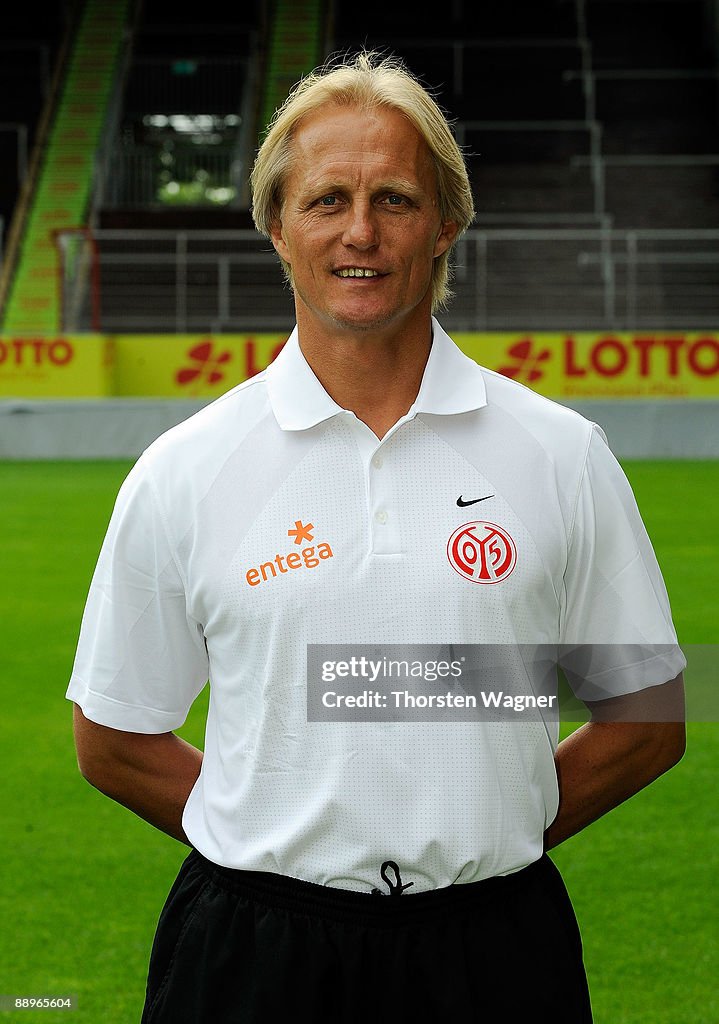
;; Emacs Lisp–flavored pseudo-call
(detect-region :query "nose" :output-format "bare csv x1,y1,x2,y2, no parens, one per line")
342,200,378,250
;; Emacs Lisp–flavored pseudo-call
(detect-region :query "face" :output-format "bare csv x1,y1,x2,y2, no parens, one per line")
270,103,458,337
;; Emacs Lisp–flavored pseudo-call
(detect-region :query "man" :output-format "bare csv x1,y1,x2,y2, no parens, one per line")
68,51,686,1022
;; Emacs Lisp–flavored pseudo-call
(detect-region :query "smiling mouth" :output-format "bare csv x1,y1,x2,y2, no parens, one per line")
334,268,381,278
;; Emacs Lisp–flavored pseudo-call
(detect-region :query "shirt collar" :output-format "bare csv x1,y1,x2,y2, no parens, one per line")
266,317,487,431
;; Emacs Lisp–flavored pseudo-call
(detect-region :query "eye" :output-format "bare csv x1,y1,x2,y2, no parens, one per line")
385,194,405,206
318,195,338,206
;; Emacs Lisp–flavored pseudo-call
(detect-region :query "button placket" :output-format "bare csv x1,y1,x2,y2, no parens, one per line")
368,441,400,554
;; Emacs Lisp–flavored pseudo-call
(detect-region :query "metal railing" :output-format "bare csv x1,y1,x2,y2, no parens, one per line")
55,227,719,333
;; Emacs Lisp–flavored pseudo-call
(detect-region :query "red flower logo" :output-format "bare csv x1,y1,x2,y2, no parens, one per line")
498,339,551,383
176,340,232,387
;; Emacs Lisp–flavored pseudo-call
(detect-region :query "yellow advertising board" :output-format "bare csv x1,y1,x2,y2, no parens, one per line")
0,334,112,397
1,332,717,399
113,331,719,400
112,334,288,398
454,332,719,399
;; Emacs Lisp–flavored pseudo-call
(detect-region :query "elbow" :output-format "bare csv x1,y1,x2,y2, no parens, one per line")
656,673,687,770
74,743,113,794
666,720,686,768
652,720,686,778
75,751,104,788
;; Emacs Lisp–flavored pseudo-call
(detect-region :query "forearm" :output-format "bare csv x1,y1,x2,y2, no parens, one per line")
544,717,685,851
73,704,203,844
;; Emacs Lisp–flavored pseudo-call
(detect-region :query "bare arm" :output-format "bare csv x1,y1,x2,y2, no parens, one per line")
544,673,686,851
72,703,203,844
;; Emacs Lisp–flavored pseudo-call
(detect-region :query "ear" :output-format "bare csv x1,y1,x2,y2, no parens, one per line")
270,220,291,262
433,220,459,259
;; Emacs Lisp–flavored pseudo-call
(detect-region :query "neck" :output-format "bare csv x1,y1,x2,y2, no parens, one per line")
297,319,432,439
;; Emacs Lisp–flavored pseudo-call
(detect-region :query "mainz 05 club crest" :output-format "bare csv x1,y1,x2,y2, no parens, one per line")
447,521,517,584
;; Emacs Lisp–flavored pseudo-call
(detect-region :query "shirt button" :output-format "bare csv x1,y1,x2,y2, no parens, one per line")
372,454,383,469
375,509,388,525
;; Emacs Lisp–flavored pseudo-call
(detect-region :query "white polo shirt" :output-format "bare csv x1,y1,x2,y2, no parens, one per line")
67,319,685,892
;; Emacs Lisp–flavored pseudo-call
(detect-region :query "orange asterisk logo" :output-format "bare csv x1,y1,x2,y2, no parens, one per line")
287,520,314,545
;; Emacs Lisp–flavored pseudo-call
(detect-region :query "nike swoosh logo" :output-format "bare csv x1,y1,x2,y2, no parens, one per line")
457,494,494,507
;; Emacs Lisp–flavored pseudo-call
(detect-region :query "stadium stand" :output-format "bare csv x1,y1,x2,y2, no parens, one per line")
1,0,718,334
84,0,323,332
0,1,76,324
329,0,719,331
0,2,70,240
2,0,131,334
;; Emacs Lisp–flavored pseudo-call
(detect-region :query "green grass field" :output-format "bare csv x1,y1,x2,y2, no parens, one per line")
1,459,717,1023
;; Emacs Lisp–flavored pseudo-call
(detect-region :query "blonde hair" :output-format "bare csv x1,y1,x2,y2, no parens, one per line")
250,50,476,311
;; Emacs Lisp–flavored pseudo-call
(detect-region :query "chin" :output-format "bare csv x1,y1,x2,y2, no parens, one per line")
328,304,408,332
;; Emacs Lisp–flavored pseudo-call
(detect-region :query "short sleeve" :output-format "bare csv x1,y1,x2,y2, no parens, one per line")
559,425,686,701
66,458,209,732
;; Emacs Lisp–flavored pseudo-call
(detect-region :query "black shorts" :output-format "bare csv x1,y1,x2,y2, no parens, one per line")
141,849,593,1023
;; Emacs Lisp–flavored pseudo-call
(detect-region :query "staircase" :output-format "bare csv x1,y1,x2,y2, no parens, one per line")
257,0,326,140
1,0,131,333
